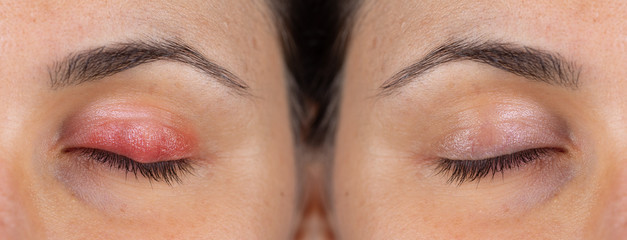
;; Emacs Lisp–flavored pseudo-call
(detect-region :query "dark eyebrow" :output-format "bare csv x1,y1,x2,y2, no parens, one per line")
49,39,248,93
380,39,580,95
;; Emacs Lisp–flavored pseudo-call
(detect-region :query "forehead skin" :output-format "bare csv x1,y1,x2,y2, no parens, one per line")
347,0,625,94
0,0,279,93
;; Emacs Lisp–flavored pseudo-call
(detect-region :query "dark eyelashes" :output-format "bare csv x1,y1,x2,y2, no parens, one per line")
435,148,554,185
78,148,193,185
72,146,554,187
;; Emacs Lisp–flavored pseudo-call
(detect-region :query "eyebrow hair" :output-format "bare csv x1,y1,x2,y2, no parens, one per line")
380,39,580,95
49,39,248,93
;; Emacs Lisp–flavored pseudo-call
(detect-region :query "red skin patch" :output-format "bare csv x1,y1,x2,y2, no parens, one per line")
61,104,197,163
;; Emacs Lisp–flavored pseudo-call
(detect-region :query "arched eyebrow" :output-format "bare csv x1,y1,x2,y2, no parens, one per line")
379,39,581,96
49,38,249,94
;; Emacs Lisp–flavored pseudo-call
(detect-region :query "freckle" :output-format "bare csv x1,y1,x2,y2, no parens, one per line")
280,191,284,197
371,37,378,48
251,37,258,50
148,84,158,93
344,191,349,197
470,83,482,94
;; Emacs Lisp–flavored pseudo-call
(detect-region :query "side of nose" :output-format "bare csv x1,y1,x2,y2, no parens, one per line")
594,121,627,238
0,156,39,239
597,152,627,239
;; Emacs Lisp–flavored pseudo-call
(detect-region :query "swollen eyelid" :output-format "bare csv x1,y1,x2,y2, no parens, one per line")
69,120,194,163
60,104,198,163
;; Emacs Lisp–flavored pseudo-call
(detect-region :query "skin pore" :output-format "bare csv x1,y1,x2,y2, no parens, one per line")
332,0,625,239
0,0,296,239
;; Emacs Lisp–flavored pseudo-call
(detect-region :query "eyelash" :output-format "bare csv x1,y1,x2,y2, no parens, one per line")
77,148,193,185
435,148,555,185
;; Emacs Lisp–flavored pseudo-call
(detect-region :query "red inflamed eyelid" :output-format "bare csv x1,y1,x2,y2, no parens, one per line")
63,119,197,163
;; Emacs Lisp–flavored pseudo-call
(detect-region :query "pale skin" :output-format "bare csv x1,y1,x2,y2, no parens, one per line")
0,1,296,239
333,0,626,239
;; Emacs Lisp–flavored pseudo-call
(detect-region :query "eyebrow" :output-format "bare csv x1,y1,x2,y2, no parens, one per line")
49,39,248,93
380,39,580,95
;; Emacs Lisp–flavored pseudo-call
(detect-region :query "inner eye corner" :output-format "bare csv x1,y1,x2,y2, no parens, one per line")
553,147,568,154
62,147,86,154
540,146,570,158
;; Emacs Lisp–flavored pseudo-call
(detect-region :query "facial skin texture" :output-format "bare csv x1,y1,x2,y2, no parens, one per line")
0,1,296,239
333,0,626,239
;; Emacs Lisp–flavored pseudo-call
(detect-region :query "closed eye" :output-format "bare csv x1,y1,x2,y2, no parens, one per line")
72,148,194,185
435,148,562,185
